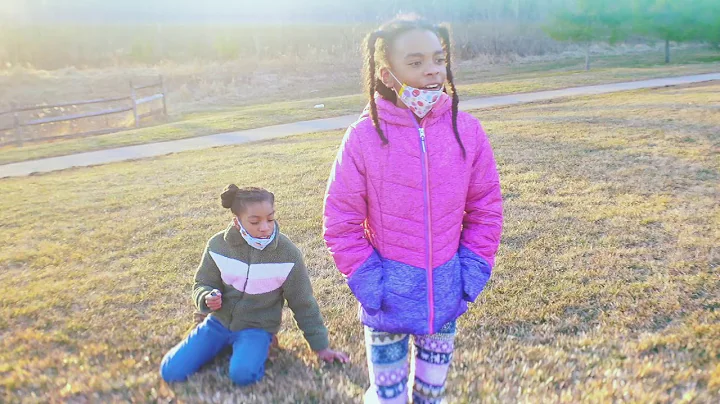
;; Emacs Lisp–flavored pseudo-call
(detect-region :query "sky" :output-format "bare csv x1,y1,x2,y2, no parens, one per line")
0,0,376,23
0,0,577,25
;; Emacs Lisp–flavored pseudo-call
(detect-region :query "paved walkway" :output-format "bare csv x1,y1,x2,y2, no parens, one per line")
2,73,718,178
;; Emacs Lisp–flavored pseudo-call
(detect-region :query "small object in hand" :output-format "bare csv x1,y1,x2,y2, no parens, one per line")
205,289,222,312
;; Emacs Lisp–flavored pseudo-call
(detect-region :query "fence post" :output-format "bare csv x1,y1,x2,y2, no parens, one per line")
130,80,139,128
160,75,168,118
11,102,22,147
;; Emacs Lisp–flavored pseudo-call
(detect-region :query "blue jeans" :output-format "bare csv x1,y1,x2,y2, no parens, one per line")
160,316,272,386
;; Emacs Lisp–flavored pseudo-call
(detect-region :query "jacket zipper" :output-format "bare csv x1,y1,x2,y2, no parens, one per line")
231,246,253,322
415,120,435,334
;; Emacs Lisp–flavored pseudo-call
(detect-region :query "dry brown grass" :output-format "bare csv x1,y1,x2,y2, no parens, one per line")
2,48,719,165
2,45,717,118
0,22,566,71
0,82,718,403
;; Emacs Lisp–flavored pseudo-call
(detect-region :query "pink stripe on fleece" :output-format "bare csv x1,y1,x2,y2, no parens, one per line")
221,275,287,294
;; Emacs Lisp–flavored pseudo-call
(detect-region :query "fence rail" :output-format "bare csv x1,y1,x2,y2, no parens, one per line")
135,93,164,105
24,106,134,127
0,76,167,147
0,96,132,115
133,82,162,91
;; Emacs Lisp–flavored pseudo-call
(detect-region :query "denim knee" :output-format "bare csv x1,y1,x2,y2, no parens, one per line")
228,362,264,386
160,356,189,383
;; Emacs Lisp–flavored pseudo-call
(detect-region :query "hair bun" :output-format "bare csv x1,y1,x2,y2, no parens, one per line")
220,184,240,208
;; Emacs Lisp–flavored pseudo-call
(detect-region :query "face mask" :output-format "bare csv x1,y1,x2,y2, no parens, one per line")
388,70,444,118
234,217,277,250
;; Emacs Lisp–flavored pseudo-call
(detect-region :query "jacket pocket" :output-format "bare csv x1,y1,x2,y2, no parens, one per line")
379,259,428,333
383,259,426,301
347,251,384,315
459,245,492,302
433,256,464,325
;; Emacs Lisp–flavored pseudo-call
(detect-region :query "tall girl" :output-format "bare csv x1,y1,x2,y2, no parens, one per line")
323,16,503,403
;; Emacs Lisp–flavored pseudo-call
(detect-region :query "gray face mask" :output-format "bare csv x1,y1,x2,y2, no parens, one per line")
234,217,276,250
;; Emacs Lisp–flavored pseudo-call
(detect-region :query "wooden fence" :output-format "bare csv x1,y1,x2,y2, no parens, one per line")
0,76,167,147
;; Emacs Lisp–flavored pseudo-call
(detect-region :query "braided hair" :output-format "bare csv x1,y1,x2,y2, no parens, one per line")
363,15,465,158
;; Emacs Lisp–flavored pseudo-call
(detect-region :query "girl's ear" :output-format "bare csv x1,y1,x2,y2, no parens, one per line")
379,67,393,88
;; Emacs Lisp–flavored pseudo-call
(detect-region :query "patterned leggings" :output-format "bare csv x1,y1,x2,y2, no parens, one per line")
364,321,456,404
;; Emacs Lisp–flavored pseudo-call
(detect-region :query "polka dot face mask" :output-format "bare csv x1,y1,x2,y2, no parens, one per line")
388,70,444,119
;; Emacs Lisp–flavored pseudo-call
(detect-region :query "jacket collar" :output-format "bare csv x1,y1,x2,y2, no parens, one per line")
360,92,452,128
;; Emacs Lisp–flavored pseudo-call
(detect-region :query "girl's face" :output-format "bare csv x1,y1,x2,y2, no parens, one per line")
380,29,447,108
237,200,275,239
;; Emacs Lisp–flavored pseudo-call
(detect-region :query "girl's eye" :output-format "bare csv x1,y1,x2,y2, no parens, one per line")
436,58,446,64
268,219,275,222
409,61,422,67
250,222,259,225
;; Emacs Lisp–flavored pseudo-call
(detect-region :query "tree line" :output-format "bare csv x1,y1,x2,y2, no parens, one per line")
544,0,720,69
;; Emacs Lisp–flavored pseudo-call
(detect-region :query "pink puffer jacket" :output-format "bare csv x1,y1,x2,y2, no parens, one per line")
323,93,503,334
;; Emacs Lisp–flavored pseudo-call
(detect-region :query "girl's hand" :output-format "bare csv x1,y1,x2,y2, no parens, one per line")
316,348,350,364
205,289,222,311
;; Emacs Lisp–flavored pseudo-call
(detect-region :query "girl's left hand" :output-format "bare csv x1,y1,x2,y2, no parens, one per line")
316,348,350,364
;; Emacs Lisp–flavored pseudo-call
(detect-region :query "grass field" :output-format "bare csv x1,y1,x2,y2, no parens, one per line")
0,81,718,403
1,47,719,166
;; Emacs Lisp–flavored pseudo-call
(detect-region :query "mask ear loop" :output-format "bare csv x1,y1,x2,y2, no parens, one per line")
234,217,249,238
387,70,406,97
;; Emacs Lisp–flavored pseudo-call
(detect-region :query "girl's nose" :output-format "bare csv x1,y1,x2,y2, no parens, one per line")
426,65,442,76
